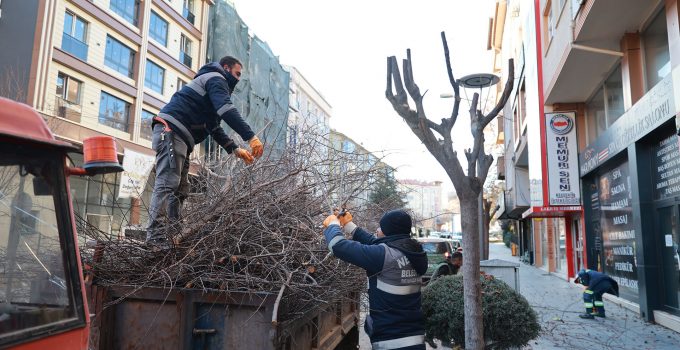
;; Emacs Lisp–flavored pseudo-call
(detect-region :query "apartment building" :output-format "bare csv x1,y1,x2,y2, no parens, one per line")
0,0,213,236
399,179,443,232
542,0,680,330
494,0,680,331
286,65,331,150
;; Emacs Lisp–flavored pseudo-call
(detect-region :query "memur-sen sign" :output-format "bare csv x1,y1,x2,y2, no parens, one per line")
545,112,581,205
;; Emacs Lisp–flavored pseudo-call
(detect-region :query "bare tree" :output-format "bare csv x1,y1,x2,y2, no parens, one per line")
385,32,513,349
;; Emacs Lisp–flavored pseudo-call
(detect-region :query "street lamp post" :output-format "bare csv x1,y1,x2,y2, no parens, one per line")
442,72,500,261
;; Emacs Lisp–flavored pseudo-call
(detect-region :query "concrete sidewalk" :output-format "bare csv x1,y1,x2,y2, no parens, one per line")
489,242,680,350
359,244,680,349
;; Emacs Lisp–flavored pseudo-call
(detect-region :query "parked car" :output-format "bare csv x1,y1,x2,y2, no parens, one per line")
416,238,457,281
448,238,463,252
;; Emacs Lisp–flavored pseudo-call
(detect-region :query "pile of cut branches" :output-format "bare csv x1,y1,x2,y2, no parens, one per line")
80,132,382,324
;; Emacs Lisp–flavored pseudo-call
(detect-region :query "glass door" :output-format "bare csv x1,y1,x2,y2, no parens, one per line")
572,218,584,273
657,205,680,314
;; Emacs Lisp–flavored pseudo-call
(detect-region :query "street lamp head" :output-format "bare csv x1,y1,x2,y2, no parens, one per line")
458,73,500,89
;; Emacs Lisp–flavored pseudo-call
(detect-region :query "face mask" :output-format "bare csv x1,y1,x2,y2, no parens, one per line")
225,72,239,92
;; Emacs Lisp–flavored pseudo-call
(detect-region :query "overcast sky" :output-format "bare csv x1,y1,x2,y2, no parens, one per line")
231,0,496,198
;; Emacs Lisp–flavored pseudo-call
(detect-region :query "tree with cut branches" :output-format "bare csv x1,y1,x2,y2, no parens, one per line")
385,32,514,349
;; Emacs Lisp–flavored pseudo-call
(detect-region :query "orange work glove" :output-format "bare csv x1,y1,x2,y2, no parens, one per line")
234,148,254,164
338,211,353,226
249,136,264,158
323,214,340,228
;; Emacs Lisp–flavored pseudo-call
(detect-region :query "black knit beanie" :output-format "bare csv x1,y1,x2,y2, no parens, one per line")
379,210,412,236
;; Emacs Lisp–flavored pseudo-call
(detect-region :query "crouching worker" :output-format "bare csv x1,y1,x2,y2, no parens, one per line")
575,269,619,319
322,210,428,350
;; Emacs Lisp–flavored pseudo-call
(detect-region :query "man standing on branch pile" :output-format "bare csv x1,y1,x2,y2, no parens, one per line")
146,56,263,249
322,209,428,350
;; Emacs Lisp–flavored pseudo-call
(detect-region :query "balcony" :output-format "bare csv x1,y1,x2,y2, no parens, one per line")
543,0,658,104
182,7,195,25
180,51,192,68
61,33,88,61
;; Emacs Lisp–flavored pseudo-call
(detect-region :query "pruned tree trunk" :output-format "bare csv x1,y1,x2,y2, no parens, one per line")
482,198,500,260
385,32,513,349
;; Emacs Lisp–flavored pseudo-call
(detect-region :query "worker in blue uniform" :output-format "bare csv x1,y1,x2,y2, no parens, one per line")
574,269,619,319
322,209,428,349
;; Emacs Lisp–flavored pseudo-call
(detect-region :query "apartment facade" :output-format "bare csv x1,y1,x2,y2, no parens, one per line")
0,0,213,236
399,179,443,232
286,65,332,150
541,0,680,329
495,0,680,331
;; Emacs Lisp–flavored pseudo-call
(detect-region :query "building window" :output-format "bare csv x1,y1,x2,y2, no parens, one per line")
105,35,135,78
56,72,82,104
586,64,623,144
99,91,131,132
513,82,526,144
544,0,554,44
62,11,88,61
145,60,165,94
643,9,671,90
109,0,139,26
183,0,195,24
149,11,168,46
140,110,155,141
180,34,193,68
177,78,187,92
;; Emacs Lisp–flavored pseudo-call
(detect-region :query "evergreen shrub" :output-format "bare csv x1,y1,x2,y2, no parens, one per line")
422,274,541,349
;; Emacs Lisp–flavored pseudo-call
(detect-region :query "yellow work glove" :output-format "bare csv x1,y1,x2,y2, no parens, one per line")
249,136,264,158
323,214,340,228
234,147,254,164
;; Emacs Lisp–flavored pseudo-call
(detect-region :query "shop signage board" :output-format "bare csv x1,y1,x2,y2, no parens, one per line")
118,148,155,199
589,160,639,296
545,112,580,205
579,73,676,176
653,134,680,200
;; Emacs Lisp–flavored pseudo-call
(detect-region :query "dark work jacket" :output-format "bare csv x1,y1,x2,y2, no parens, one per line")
158,62,254,153
578,270,619,296
323,225,428,345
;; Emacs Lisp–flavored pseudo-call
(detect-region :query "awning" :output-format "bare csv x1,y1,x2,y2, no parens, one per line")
522,206,582,219
497,206,530,221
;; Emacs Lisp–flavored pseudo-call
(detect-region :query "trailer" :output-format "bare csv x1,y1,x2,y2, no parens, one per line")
87,284,360,350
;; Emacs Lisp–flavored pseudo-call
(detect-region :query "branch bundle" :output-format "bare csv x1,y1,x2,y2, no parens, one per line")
80,131,382,324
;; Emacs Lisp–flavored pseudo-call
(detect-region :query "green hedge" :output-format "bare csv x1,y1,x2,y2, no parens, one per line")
422,274,540,349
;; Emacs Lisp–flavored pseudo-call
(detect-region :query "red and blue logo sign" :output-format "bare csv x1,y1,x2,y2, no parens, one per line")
549,113,574,135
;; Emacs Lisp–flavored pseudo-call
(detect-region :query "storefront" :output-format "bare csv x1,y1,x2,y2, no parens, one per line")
579,69,680,321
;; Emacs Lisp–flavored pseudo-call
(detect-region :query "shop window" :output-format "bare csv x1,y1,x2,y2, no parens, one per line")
643,9,671,91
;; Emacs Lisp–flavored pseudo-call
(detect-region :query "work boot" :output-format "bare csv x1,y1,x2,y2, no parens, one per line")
579,313,595,319
594,312,606,318
147,238,173,252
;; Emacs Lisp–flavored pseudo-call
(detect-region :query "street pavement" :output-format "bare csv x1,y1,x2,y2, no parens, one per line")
358,242,680,349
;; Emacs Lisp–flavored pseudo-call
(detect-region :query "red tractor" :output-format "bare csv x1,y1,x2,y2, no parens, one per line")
0,97,121,349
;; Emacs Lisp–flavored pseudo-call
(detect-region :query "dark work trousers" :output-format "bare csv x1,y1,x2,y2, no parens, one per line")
146,123,190,242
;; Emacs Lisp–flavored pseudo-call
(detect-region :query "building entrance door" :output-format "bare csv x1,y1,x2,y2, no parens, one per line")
656,205,680,315
572,218,584,274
